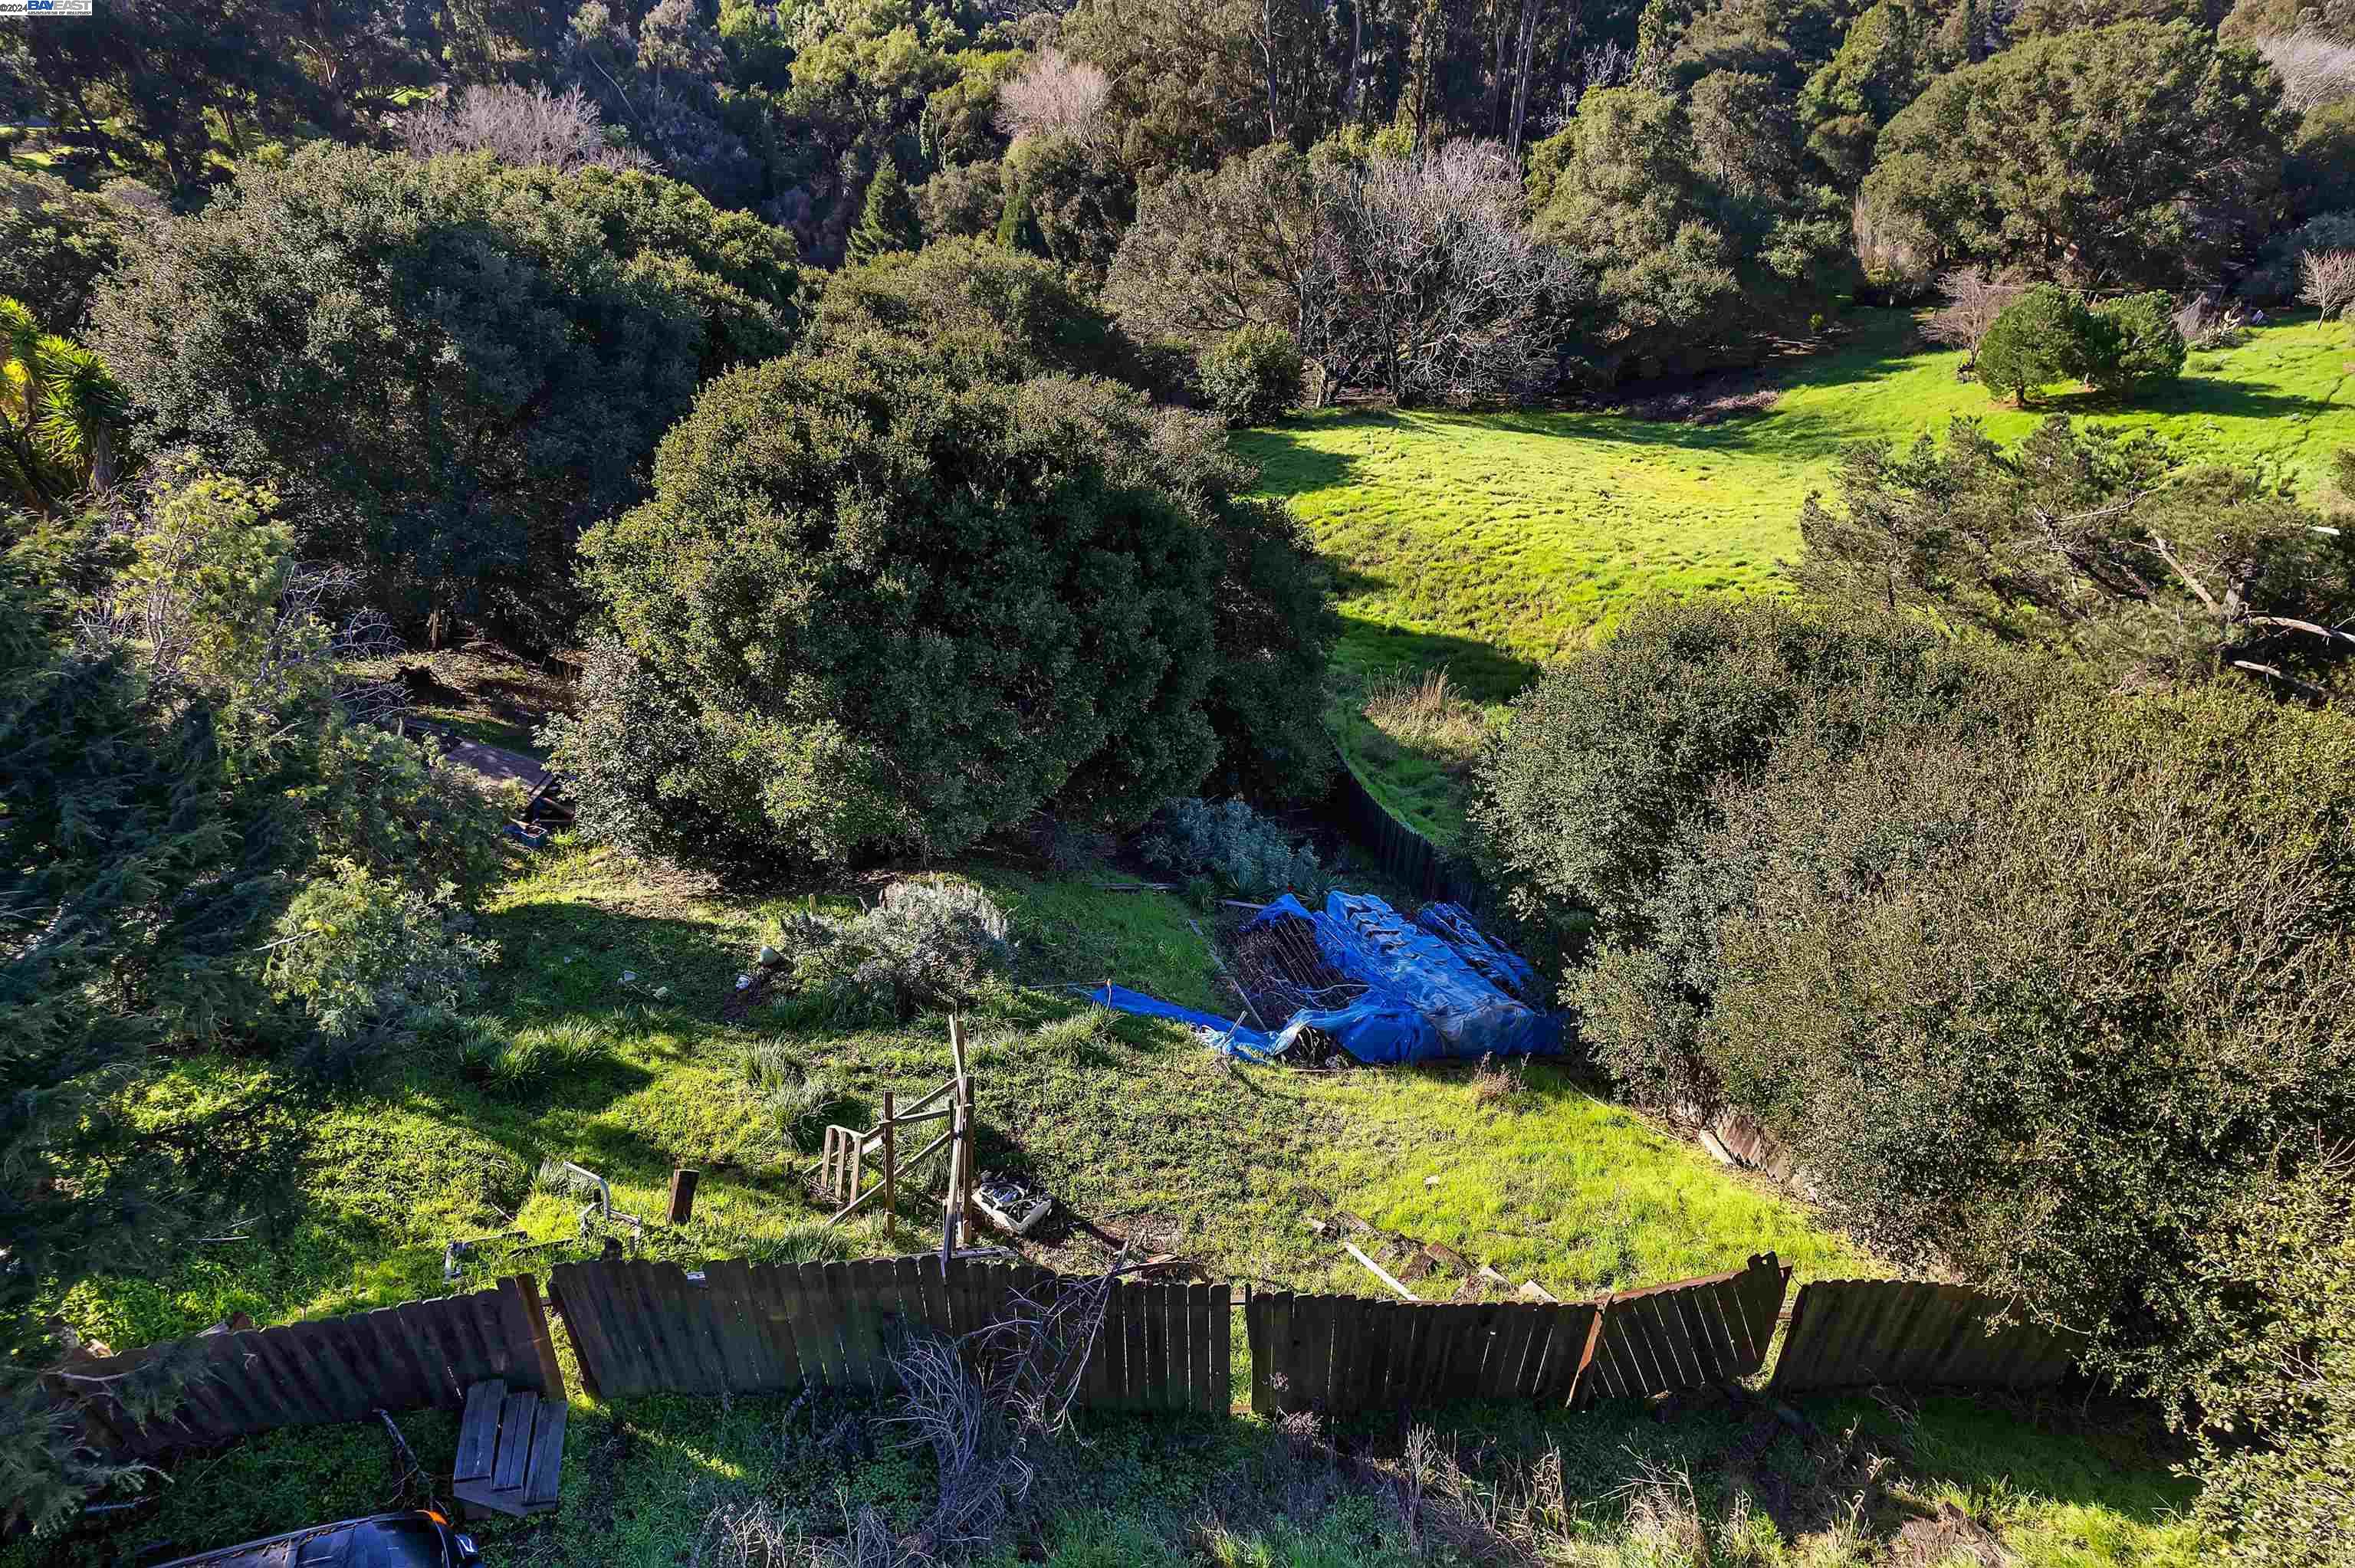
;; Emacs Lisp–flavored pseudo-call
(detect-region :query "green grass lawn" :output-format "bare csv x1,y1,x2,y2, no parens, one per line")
1237,308,2355,843
23,848,2208,1568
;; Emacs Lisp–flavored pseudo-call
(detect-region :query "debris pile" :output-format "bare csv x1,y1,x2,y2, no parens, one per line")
1078,891,1563,1067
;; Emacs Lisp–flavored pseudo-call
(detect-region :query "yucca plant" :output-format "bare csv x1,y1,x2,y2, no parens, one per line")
2,296,129,512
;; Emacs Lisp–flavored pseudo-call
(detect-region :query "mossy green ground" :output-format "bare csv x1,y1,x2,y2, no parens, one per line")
1237,308,2355,843
24,849,2206,1567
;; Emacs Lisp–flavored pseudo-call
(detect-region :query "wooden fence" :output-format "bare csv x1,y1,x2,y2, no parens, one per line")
49,1276,563,1458
1247,1252,1788,1415
1769,1279,2080,1397
57,1258,2085,1461
546,1255,1221,1412
1247,1292,1598,1416
1325,753,1488,908
1577,1253,1789,1403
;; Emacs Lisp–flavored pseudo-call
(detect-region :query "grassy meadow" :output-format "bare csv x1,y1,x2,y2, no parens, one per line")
24,841,2209,1568
1237,307,2355,843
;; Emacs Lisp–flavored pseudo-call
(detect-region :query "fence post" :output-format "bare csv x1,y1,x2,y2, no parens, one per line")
668,1166,699,1225
882,1090,895,1249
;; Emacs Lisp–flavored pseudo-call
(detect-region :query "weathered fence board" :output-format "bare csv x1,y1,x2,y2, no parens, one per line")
1768,1279,2078,1396
1246,1289,1604,1416
1325,755,1490,909
546,1255,1214,1412
1577,1253,1789,1405
48,1276,562,1458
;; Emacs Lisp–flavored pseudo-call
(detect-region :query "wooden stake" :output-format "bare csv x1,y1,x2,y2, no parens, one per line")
957,1075,977,1248
882,1090,895,1249
667,1166,699,1225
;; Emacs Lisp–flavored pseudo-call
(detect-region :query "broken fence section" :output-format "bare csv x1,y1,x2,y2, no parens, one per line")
1247,1252,1787,1416
51,1275,563,1458
1769,1278,2080,1397
546,1255,1222,1413
1578,1253,1789,1403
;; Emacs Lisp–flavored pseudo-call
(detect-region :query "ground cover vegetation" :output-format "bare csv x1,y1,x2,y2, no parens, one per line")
8,0,2355,1558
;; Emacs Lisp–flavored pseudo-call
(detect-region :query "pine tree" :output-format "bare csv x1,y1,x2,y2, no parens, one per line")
848,157,921,264
994,175,1048,257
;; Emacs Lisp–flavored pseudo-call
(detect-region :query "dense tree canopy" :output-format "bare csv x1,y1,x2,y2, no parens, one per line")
1861,21,2288,288
93,146,798,646
555,344,1332,869
1798,415,2355,700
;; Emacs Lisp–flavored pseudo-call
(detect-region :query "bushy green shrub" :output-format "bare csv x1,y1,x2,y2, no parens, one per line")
2183,1152,2355,1564
2087,290,2187,395
558,347,1332,868
264,860,501,1043
1976,284,2185,402
1196,325,1306,425
2240,208,2355,303
1974,284,2090,403
1689,693,2355,1407
1138,797,1325,900
1470,599,2039,981
808,237,1141,386
768,879,1014,1024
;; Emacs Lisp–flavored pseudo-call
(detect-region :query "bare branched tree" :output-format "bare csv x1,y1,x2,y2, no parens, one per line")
400,84,657,175
2301,248,2355,319
2258,30,2355,116
1320,139,1583,407
1922,268,2026,365
993,49,1112,146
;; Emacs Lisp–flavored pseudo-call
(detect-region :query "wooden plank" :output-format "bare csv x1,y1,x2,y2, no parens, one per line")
389,1301,459,1410
1263,1291,1296,1415
493,1389,539,1495
274,1324,362,1425
545,1266,614,1402
684,1263,740,1395
1119,1281,1150,1412
827,1260,875,1392
455,1379,504,1485
1187,1282,1217,1413
1484,1302,1540,1400
777,1262,836,1393
913,1252,955,1343
882,1257,928,1393
523,1397,568,1510
1209,1284,1233,1416
465,1285,517,1390
355,1307,433,1415
593,1262,657,1399
855,1258,898,1391
1321,1294,1363,1415
1355,1299,1397,1412
749,1263,806,1393
1245,1290,1270,1415
704,1259,770,1394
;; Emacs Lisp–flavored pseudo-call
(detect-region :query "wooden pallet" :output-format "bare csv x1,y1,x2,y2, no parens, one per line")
452,1378,566,1519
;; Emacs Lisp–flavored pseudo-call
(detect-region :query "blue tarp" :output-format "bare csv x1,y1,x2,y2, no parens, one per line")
1414,901,1543,1005
1079,891,1562,1067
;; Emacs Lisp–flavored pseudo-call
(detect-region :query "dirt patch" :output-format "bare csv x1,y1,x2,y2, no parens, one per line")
1612,377,1783,425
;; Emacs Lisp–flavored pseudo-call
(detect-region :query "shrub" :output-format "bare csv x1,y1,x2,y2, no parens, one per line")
560,349,1332,868
768,879,1014,1024
807,237,1142,385
264,861,500,1043
1195,325,1305,425
2184,1150,2355,1564
92,146,798,647
2087,289,2187,394
1137,797,1324,900
1974,284,2091,403
1685,693,2355,1412
2241,208,2355,302
1470,599,2038,970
